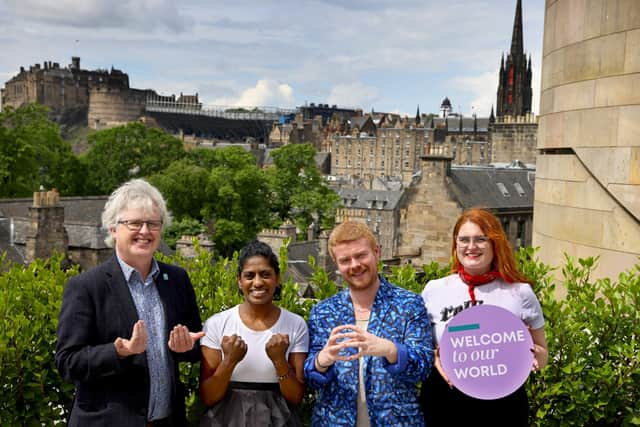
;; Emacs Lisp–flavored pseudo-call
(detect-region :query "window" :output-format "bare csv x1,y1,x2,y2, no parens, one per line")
497,182,510,197
513,182,526,196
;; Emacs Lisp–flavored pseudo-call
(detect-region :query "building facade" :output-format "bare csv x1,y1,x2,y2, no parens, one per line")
533,0,640,279
1,57,129,125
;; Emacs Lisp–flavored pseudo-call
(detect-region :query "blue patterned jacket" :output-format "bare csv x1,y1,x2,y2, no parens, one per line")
304,276,433,426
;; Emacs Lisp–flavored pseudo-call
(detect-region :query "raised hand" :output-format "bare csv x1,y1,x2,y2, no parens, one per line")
265,333,290,364
168,324,206,353
221,334,247,365
114,320,147,358
331,324,398,362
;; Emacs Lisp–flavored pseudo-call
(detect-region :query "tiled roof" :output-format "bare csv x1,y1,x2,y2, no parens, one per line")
448,165,535,210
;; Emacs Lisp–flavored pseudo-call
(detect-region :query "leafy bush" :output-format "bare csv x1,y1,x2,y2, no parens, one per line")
0,253,77,425
527,255,640,427
1,247,638,426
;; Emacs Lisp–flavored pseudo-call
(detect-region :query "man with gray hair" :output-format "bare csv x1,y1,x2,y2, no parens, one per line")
56,178,204,427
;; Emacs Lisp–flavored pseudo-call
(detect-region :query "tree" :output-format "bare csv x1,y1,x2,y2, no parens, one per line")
265,143,340,236
0,104,86,197
202,147,271,256
149,159,210,220
81,122,185,195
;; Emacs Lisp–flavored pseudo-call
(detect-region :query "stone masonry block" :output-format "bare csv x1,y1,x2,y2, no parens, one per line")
617,105,640,147
595,73,640,107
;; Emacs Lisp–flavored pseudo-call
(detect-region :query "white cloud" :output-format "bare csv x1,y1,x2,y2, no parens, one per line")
210,80,295,108
0,1,545,116
327,82,380,110
450,71,499,117
5,0,191,32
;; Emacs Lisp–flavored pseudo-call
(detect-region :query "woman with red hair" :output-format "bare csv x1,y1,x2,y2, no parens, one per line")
420,208,548,426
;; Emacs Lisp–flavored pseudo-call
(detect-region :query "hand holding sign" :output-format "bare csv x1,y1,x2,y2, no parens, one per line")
439,304,533,400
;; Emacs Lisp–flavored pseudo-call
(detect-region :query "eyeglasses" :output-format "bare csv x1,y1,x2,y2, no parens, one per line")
117,219,163,231
456,235,490,247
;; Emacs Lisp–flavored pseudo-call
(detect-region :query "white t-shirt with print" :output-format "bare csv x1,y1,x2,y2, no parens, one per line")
421,273,545,345
201,305,309,382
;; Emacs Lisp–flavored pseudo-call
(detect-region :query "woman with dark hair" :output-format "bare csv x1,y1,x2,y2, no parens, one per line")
199,240,308,427
420,208,548,426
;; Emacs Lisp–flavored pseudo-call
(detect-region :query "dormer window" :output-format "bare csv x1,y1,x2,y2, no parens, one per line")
497,182,511,197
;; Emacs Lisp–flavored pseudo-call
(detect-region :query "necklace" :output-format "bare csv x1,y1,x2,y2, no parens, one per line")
354,306,371,313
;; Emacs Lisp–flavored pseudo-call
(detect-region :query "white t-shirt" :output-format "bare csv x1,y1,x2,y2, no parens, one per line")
421,273,545,345
201,305,309,382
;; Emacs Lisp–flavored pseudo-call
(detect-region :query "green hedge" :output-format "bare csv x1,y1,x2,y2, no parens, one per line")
0,248,639,426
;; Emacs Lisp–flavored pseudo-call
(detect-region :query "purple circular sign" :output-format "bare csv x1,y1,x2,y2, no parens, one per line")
439,304,533,400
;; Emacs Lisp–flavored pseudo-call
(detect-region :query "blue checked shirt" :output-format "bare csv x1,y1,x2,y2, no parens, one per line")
117,257,172,421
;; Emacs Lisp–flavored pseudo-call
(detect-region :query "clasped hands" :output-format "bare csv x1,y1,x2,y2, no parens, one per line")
315,324,397,370
114,320,206,358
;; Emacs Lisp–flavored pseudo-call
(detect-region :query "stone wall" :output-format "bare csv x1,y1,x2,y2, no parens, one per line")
533,0,640,279
491,114,538,164
25,190,68,263
87,87,147,129
396,150,462,265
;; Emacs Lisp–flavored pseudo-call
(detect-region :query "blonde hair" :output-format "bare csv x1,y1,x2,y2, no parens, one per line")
328,221,378,261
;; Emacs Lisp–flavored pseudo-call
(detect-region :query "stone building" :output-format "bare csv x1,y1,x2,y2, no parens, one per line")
25,189,68,264
396,147,535,266
490,113,538,165
0,193,112,270
330,115,429,187
334,188,404,260
87,86,150,130
1,57,129,125
533,0,640,279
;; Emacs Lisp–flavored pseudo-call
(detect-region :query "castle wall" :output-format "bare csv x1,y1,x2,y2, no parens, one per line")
533,0,640,280
88,87,147,129
491,115,538,164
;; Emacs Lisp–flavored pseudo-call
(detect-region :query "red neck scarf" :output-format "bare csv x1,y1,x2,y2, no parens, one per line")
457,267,505,304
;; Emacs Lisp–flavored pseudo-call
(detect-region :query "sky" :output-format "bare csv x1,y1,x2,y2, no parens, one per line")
0,0,544,118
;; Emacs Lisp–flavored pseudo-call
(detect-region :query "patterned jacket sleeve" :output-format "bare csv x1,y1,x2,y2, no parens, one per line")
303,301,337,389
380,292,433,383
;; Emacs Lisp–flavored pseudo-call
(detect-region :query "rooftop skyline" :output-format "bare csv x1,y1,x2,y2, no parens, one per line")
0,0,544,117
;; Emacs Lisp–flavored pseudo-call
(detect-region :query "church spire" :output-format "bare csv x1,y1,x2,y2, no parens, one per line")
510,0,524,57
415,105,421,124
496,0,532,118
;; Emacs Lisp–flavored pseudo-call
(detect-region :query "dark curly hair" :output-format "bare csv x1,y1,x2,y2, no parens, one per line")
237,240,280,278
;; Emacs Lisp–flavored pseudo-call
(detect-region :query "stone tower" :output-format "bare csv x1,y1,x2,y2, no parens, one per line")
496,0,533,117
25,189,68,263
533,0,640,279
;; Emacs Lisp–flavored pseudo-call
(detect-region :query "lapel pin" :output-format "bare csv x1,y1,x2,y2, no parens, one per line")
163,273,169,281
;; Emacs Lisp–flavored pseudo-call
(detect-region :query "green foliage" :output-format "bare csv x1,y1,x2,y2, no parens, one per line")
264,144,340,233
2,247,638,426
162,217,207,249
0,253,77,425
81,122,185,195
528,255,640,427
0,104,86,197
149,159,210,221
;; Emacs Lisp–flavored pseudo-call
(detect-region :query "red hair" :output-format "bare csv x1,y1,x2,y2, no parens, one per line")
451,208,530,284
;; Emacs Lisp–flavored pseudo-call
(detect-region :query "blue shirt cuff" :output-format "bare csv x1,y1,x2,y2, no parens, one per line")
383,341,408,374
308,362,336,385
